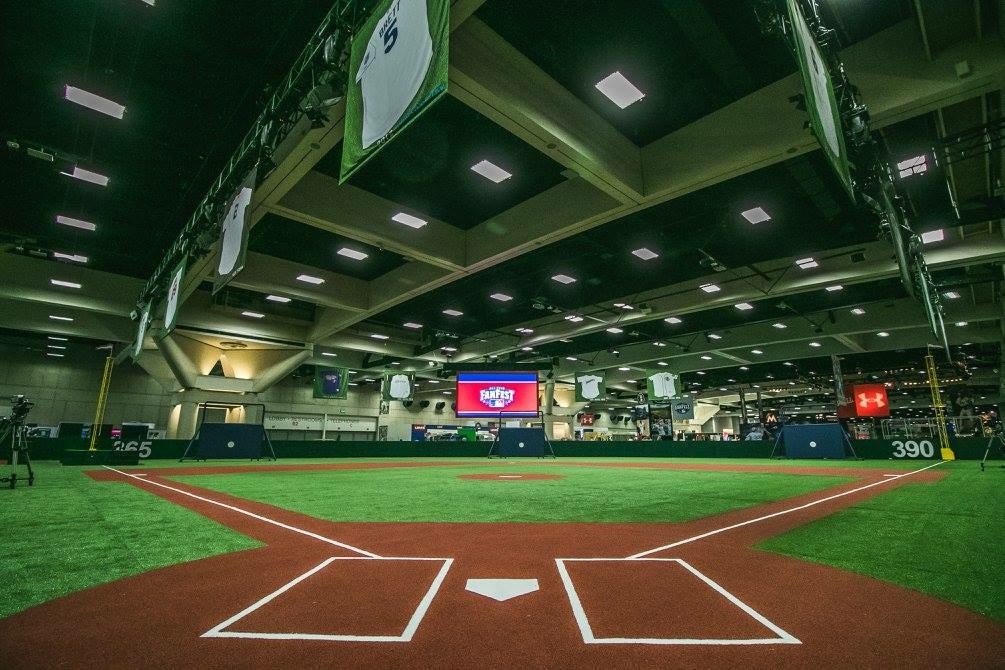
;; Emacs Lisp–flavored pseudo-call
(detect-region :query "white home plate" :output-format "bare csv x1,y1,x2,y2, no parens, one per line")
499,475,523,479
465,578,540,602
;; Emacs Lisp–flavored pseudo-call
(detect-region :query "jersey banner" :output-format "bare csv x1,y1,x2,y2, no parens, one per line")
575,372,606,402
670,398,695,421
162,257,186,337
132,302,152,360
212,166,257,294
340,0,449,182
382,372,415,400
455,371,539,418
645,370,681,401
313,366,350,399
787,0,854,201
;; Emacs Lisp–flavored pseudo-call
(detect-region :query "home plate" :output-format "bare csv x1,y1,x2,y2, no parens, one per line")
499,475,523,479
465,579,540,602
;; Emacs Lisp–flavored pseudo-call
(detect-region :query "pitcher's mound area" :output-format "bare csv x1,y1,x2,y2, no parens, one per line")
458,473,564,481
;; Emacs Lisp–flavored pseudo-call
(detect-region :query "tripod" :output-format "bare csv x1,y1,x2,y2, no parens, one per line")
0,419,34,489
979,431,1005,472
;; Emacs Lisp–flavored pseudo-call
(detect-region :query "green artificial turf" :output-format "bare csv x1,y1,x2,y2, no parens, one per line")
171,464,850,523
0,462,260,620
759,461,1005,621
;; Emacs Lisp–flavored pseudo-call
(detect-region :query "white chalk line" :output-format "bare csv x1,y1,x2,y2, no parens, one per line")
101,466,380,558
627,461,946,559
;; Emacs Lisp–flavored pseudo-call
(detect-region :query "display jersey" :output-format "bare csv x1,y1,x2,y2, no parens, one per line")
389,374,412,399
355,0,432,149
576,374,603,400
217,185,252,276
648,372,679,399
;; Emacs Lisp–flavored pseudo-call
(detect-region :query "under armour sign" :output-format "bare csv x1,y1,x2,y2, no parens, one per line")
850,384,890,417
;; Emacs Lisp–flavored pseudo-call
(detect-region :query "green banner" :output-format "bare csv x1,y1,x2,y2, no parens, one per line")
314,366,350,399
382,372,415,400
786,0,854,201
132,302,151,360
645,370,681,401
162,257,186,336
575,372,606,402
339,0,449,182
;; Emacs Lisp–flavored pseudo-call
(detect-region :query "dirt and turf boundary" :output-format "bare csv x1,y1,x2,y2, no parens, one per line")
0,460,1000,669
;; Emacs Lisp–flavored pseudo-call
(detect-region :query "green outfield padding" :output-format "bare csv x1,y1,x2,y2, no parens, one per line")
60,450,140,466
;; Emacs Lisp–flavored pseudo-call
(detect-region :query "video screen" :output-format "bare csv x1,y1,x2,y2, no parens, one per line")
455,371,539,418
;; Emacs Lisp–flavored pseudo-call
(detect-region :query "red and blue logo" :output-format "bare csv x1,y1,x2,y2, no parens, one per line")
456,372,538,417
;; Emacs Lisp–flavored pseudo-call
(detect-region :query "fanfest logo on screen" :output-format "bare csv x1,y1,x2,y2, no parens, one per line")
456,371,539,418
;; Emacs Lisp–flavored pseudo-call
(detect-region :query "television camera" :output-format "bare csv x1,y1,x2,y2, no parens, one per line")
1,395,36,488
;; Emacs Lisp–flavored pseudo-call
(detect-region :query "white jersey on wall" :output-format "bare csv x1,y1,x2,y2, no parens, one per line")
577,374,603,400
389,374,412,399
648,372,679,399
356,0,433,149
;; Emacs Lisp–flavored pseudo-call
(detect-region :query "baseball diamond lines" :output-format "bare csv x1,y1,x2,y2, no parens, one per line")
101,461,945,647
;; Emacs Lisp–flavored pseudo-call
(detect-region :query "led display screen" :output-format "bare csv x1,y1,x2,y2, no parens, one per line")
455,371,539,418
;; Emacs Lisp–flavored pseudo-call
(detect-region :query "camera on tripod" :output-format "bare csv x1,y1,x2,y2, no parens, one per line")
8,395,34,422
1,394,35,489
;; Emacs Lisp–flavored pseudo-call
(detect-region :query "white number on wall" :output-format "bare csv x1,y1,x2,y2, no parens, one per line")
891,440,935,458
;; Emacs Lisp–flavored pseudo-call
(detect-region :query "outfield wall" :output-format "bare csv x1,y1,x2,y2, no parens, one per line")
23,436,999,461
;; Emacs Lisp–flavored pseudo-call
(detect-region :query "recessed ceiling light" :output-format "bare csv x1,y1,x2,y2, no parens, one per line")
700,355,713,361
783,361,794,366
56,215,96,231
296,274,325,285
50,279,81,289
606,327,623,334
566,356,578,361
441,346,457,352
48,315,73,322
700,283,721,293
403,322,423,329
618,367,631,371
795,257,818,269
321,352,337,357
594,71,645,108
850,307,866,315
515,327,534,334
337,247,368,261
47,352,65,358
64,85,125,118
613,303,634,310
61,166,109,186
652,341,666,347
391,212,427,229
241,311,265,319
658,361,668,366
955,321,968,327
470,159,512,183
53,252,88,263
551,274,576,284
265,295,291,303
921,229,944,244
371,334,389,340
943,291,961,299
631,247,659,261
564,315,584,323
735,302,754,311
751,349,763,355
521,346,533,351
739,366,749,371
707,333,722,340
772,322,787,329
809,341,822,347
696,371,706,376
825,285,843,292
896,154,927,178
490,292,513,302
47,344,66,350
740,207,771,224
665,316,682,324
442,309,463,316
877,331,890,337
48,336,68,341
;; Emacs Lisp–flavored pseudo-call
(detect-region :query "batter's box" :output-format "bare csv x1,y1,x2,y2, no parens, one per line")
555,558,800,645
202,556,453,642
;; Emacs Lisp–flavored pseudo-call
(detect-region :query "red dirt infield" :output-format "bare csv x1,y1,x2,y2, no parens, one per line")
458,473,564,481
1,460,1000,669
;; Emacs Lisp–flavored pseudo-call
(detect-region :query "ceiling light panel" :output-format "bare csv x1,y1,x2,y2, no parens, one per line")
61,166,109,186
594,71,645,108
337,247,368,261
56,215,96,231
296,274,325,285
470,159,512,183
551,274,576,284
391,212,427,228
740,207,770,224
631,247,658,260
64,85,126,119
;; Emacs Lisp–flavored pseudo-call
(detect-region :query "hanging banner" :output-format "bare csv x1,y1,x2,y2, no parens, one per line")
162,257,186,336
575,372,606,402
382,372,415,400
786,0,854,201
339,0,449,182
212,167,257,294
314,366,351,399
670,398,696,421
132,302,152,360
645,370,681,401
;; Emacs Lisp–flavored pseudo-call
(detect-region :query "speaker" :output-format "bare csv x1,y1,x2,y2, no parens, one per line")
450,402,456,411
435,401,446,411
419,400,430,409
402,400,413,408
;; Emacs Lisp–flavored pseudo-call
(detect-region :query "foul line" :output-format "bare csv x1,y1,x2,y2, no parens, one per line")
627,461,946,559
101,466,380,558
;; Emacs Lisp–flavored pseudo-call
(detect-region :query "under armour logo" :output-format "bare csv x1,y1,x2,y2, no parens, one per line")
857,392,886,409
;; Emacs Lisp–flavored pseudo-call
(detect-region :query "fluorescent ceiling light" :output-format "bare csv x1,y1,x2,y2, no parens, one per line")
515,327,533,334
734,302,754,311
618,367,630,371
53,252,88,263
441,346,457,352
470,159,512,183
49,315,73,322
850,307,866,315
739,366,749,371
795,257,818,269
321,352,337,357
241,311,264,319
921,229,944,244
699,283,721,293
564,315,584,322
47,344,66,350
896,154,927,178
707,333,722,340
391,212,427,229
56,215,96,231
371,334,389,340
403,322,423,329
64,85,125,119
696,371,706,376
665,316,682,324
61,166,109,186
772,322,787,329
521,346,533,351
700,355,713,361
658,361,668,366
631,247,658,261
606,327,623,334
50,279,81,289
337,247,368,261
825,285,843,292
48,336,68,341
490,293,513,302
955,321,968,327
751,349,764,355
47,353,65,358
740,207,771,224
265,295,291,303
296,274,325,285
566,356,578,361
809,341,822,347
551,274,576,284
876,331,890,337
942,291,961,300
442,309,463,316
594,71,645,108
652,341,666,347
